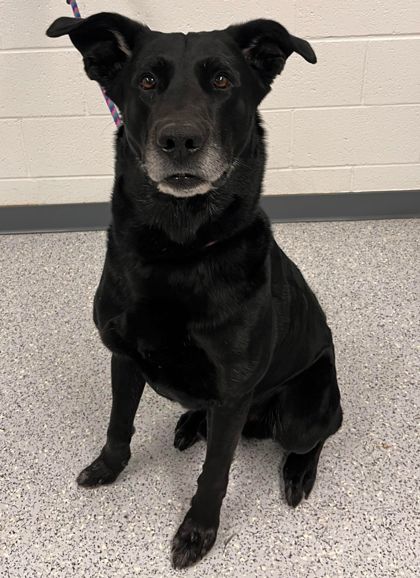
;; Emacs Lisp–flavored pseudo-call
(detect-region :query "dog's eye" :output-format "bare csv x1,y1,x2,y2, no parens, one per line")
140,73,157,90
212,74,232,90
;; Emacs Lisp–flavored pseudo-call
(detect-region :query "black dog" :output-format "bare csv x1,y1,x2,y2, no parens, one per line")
47,13,343,569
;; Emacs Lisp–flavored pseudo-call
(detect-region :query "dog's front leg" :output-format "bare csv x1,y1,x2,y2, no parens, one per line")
172,393,252,569
77,353,145,487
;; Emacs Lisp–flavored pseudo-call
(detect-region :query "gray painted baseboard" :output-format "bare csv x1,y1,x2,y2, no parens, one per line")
0,190,419,234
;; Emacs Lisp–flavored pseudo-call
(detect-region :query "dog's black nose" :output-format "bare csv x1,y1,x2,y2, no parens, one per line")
157,123,206,157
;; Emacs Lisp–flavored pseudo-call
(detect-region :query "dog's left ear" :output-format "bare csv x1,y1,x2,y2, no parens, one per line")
227,19,316,87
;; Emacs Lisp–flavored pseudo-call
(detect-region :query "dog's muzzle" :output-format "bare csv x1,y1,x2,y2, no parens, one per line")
157,173,213,197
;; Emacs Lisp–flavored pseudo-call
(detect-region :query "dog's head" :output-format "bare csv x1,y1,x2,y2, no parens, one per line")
47,13,316,198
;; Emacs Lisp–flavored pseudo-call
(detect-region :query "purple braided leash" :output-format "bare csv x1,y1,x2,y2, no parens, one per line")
66,0,123,128
66,0,81,18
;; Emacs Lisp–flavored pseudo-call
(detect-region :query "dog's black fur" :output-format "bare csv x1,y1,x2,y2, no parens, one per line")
47,13,342,568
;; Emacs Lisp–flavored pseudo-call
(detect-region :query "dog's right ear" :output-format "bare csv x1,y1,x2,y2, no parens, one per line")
46,12,148,88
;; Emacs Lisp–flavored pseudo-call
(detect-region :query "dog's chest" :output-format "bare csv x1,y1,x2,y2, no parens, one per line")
95,238,266,408
98,295,222,408
138,336,221,408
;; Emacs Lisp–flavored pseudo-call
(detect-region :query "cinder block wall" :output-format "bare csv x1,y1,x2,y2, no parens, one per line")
1,0,419,205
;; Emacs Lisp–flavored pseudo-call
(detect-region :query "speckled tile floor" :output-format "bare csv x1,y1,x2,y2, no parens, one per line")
0,219,419,578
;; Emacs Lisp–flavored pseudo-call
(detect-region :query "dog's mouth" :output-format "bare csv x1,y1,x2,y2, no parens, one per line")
163,174,207,189
156,173,213,197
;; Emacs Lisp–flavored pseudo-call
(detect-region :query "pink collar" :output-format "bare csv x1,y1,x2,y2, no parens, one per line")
204,239,218,248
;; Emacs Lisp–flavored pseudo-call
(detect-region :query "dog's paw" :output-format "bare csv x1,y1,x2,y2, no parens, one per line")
76,456,124,488
283,455,318,508
171,516,217,569
173,410,206,452
174,428,199,452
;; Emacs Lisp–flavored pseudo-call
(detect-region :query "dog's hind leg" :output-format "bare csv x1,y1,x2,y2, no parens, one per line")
175,405,273,451
174,410,207,451
275,353,343,507
77,353,145,487
283,440,325,507
241,404,273,439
